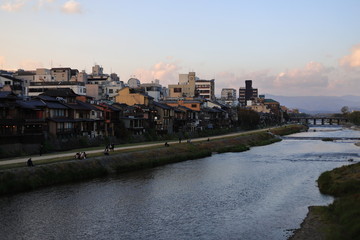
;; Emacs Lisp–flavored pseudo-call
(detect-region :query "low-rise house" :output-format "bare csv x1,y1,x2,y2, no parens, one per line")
0,91,45,146
39,89,104,138
112,103,146,135
153,102,174,134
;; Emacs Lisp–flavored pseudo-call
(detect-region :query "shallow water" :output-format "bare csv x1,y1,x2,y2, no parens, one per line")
0,126,359,240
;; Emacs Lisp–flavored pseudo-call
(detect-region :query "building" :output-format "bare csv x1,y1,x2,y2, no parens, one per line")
0,74,23,95
140,79,165,102
220,88,237,106
34,68,53,82
28,82,86,96
168,72,215,100
114,87,153,106
128,78,141,89
86,65,124,101
221,88,236,100
195,79,215,100
161,98,201,111
51,68,74,82
92,65,103,76
168,72,196,98
239,80,258,106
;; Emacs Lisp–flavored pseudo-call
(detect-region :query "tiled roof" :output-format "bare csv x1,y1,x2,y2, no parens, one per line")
45,101,68,109
36,95,57,101
0,91,18,99
153,101,173,110
16,99,46,109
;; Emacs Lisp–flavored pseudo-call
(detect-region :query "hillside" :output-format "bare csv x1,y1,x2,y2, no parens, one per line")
266,94,360,114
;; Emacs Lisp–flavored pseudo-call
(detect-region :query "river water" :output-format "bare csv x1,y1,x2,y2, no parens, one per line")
0,126,359,240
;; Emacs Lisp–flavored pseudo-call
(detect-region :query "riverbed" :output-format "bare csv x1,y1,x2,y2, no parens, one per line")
0,126,358,240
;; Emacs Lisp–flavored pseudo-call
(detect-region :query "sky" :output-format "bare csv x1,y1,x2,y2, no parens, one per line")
1,0,360,97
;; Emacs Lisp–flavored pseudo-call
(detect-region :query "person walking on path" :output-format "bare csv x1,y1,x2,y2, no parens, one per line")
39,144,44,156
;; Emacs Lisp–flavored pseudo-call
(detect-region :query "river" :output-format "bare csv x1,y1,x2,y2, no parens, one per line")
0,126,359,240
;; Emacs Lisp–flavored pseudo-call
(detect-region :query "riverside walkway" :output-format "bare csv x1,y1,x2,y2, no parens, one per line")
0,128,269,167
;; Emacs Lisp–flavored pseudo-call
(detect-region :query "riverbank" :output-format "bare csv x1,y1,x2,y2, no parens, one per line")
0,125,307,196
289,162,360,240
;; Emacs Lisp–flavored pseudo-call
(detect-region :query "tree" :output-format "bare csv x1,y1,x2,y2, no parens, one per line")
237,108,260,130
341,106,350,115
348,111,360,125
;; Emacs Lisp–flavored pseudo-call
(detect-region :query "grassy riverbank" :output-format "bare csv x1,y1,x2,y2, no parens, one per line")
290,162,360,240
315,162,360,240
0,125,306,196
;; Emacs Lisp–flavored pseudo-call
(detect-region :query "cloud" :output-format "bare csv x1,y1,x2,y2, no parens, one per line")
132,61,182,86
61,0,81,14
34,0,55,11
0,0,27,12
339,44,360,70
273,62,330,89
0,0,81,13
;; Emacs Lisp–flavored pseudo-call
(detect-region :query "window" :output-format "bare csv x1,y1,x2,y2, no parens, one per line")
52,109,65,117
4,81,11,85
174,88,182,93
109,89,114,93
191,104,197,108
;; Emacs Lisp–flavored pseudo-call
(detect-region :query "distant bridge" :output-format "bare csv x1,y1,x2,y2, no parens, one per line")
290,117,348,125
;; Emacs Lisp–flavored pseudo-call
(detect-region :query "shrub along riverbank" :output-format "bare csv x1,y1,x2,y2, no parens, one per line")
316,162,360,240
0,125,307,196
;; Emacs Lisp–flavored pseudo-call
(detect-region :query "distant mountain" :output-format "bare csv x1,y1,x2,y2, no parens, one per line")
265,94,360,114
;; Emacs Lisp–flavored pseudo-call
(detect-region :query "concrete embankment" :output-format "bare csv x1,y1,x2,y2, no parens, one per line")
0,125,307,196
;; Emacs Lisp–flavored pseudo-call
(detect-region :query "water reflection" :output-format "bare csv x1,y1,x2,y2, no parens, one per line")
0,126,358,240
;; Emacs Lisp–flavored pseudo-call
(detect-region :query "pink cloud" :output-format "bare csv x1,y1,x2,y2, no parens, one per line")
61,0,82,14
339,44,360,70
0,0,27,12
133,61,182,86
273,62,330,88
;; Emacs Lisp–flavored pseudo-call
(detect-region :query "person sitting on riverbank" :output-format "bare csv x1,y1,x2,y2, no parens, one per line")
80,152,87,159
104,148,109,155
109,143,115,151
27,158,34,167
75,152,81,159
164,142,169,147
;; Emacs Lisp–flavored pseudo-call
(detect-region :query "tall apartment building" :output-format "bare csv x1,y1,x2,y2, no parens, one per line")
220,88,237,106
221,88,236,100
239,80,258,106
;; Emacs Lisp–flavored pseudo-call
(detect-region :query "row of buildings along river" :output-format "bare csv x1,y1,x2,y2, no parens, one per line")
0,65,290,153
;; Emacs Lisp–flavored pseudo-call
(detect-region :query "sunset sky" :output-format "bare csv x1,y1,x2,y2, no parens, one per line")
1,0,360,96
